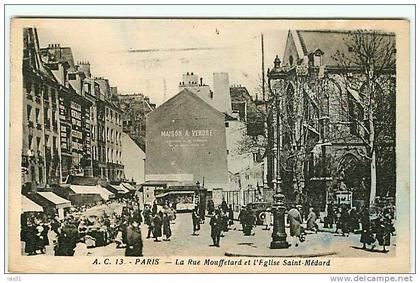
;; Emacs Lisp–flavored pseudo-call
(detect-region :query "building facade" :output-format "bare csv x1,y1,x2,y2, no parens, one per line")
117,93,156,151
268,30,396,210
145,89,229,189
94,78,125,181
23,27,125,186
39,44,94,179
22,28,62,189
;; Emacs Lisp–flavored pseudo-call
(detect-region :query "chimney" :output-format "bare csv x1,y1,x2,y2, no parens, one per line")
212,72,232,114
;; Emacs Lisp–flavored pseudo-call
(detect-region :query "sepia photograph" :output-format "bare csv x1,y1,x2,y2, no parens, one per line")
7,14,412,274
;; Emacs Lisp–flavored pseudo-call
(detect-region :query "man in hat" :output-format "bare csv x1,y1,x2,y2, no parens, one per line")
209,209,223,247
242,206,256,236
125,215,143,257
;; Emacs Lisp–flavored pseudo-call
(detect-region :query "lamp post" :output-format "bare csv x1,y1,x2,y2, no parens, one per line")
268,55,289,249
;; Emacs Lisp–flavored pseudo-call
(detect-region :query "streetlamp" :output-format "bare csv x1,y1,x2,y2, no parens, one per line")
268,55,289,249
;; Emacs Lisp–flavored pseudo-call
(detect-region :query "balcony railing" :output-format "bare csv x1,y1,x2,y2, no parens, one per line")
36,123,42,130
28,121,34,128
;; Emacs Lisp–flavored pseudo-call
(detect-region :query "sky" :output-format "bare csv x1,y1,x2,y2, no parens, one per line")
36,19,288,106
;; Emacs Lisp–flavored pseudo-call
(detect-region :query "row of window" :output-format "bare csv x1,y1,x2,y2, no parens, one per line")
106,127,122,145
26,105,58,130
90,146,122,164
96,125,123,145
105,107,122,126
25,80,57,105
27,134,58,154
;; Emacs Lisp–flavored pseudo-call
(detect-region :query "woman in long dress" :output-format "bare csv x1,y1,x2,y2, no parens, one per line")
360,208,375,250
162,213,172,241
375,214,395,253
306,207,318,233
152,212,163,242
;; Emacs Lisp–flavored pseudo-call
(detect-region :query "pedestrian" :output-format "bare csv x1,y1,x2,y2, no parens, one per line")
41,220,50,249
242,206,256,236
152,200,158,215
238,206,246,232
34,220,46,254
324,201,335,228
335,206,342,234
227,204,234,228
360,208,375,250
263,208,271,230
287,204,303,247
152,212,162,242
162,212,172,241
118,220,128,247
78,220,88,239
143,206,153,239
221,200,228,213
199,203,206,224
221,209,229,236
341,205,350,237
23,221,38,255
349,207,359,232
51,216,61,236
192,207,200,235
306,207,318,233
56,218,78,256
375,213,395,253
207,199,215,215
125,218,143,257
209,210,222,247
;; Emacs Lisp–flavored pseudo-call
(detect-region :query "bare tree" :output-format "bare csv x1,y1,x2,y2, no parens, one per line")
332,30,396,205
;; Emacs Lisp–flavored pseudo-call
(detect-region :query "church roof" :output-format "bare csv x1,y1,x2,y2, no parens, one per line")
286,29,395,67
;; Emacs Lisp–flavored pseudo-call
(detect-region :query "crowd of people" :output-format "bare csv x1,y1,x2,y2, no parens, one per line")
190,200,234,247
320,202,395,252
21,195,396,256
20,198,177,257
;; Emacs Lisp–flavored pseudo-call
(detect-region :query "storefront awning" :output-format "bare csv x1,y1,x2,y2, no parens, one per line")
37,192,71,208
69,185,115,200
109,184,130,194
156,191,195,198
155,192,169,198
121,182,137,191
21,196,43,213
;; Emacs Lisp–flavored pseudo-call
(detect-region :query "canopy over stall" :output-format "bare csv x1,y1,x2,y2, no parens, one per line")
121,182,137,192
21,196,43,213
69,185,115,201
108,184,130,194
37,192,71,209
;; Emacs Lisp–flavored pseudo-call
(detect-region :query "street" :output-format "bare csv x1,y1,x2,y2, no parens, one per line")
57,212,395,258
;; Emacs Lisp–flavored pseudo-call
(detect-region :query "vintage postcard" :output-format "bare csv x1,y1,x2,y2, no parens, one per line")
8,17,411,273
